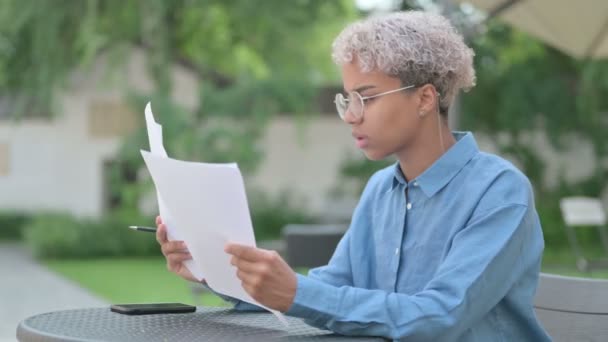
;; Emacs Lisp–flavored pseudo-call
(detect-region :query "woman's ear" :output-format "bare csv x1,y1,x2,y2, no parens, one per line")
418,84,439,114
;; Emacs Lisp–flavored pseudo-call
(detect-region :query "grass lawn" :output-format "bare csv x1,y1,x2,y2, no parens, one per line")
45,248,608,307
541,247,608,278
45,257,228,307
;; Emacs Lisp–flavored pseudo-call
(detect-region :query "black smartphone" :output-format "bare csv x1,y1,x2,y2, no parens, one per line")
110,303,196,315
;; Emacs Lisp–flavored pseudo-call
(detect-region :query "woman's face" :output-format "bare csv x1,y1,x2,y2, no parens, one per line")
340,62,425,160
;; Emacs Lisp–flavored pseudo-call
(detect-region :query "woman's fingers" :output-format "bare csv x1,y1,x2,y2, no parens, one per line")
156,224,168,244
161,240,188,256
155,216,196,281
167,251,192,265
167,251,192,273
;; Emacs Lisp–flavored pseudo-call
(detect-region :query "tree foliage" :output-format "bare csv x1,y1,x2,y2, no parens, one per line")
0,0,354,114
462,21,608,196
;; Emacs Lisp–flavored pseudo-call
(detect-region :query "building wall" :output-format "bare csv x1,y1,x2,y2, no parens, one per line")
0,48,199,218
246,116,361,216
0,94,131,217
251,124,607,217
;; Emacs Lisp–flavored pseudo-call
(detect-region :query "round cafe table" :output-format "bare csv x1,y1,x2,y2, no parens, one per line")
17,306,387,341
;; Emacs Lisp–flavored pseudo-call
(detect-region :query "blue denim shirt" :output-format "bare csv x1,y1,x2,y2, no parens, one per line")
234,132,551,341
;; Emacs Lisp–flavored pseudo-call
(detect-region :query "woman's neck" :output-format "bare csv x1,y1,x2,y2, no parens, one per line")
397,119,455,182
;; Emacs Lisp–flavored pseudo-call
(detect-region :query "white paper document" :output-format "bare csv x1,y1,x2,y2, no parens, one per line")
141,102,287,325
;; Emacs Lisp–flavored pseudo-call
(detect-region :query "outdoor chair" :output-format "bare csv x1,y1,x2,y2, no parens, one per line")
559,197,608,271
283,224,348,268
534,272,608,341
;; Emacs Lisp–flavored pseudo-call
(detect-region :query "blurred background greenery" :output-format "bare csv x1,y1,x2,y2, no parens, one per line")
1,0,607,306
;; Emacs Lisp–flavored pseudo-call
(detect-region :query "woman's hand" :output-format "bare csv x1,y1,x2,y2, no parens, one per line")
156,216,198,283
225,243,297,312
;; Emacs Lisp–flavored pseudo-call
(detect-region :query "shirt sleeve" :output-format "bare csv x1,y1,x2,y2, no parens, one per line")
228,228,355,312
286,203,542,340
305,171,384,288
306,228,354,287
225,226,355,312
200,281,264,312
200,226,356,313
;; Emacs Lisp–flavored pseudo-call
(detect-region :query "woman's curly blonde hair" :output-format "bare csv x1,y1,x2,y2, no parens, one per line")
332,11,476,115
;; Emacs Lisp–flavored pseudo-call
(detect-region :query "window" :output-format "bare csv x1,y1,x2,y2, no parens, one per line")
88,100,138,138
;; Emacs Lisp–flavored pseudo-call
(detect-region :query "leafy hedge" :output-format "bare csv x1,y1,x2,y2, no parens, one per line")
23,211,159,259
18,190,317,259
0,212,31,240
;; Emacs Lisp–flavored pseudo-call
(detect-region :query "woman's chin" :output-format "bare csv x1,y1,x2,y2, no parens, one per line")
363,149,389,161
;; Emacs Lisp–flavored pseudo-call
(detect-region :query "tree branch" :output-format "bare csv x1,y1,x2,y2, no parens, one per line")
134,39,234,89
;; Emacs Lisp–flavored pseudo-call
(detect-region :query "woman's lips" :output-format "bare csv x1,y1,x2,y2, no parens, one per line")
352,132,369,149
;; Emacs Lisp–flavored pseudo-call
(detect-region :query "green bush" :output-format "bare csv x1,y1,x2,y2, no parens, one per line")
21,191,316,258
0,212,31,240
248,190,317,241
536,197,569,249
23,211,160,259
332,154,394,197
23,213,77,258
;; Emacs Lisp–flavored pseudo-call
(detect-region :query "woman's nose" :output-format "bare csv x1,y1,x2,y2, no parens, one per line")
342,108,361,125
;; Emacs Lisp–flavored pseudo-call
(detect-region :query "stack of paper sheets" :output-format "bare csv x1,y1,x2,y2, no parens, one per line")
140,102,286,324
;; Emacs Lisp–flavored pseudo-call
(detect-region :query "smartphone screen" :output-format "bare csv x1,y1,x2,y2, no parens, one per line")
110,303,196,315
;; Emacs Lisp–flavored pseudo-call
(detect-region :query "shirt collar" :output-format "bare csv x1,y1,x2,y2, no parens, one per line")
391,131,479,197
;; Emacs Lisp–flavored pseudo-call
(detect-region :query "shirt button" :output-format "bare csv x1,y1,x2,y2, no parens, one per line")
407,203,412,210
395,248,399,255
413,181,418,187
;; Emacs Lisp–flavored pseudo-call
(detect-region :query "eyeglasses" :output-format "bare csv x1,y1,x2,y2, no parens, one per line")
334,84,416,121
